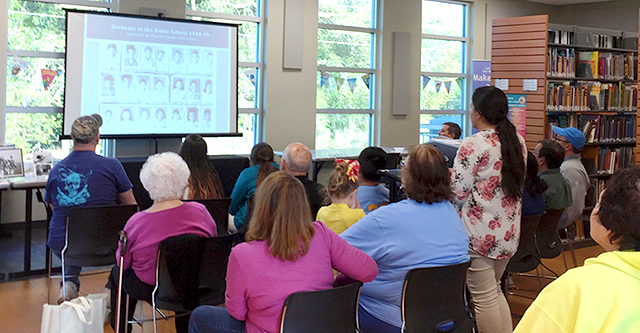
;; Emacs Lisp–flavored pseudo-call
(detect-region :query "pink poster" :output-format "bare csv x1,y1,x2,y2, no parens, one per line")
507,94,526,139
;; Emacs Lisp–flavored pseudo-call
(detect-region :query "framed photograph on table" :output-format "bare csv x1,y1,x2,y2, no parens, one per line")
0,148,24,177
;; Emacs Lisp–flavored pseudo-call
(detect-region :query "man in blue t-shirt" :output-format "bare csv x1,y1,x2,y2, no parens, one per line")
356,147,390,214
45,113,137,303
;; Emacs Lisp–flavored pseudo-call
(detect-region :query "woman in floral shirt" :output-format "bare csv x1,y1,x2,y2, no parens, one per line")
452,86,526,333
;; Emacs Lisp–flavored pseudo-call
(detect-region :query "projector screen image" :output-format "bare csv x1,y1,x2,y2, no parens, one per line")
64,11,238,138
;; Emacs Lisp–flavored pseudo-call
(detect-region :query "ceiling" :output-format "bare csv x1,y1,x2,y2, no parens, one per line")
522,0,614,5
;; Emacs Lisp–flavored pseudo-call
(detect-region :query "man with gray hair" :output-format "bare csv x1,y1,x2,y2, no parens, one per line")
45,114,137,303
281,142,326,219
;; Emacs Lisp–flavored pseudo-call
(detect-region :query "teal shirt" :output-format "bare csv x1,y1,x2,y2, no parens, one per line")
229,162,279,228
539,168,573,211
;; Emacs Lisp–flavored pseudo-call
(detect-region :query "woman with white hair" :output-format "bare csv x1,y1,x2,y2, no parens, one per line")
108,152,217,333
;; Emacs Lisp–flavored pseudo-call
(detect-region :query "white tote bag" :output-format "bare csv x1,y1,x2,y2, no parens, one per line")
41,293,108,333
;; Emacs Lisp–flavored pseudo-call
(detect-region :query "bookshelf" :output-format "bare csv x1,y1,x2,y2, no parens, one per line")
491,15,638,174
491,13,640,242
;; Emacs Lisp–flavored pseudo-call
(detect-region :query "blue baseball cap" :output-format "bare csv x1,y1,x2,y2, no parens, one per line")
551,126,585,149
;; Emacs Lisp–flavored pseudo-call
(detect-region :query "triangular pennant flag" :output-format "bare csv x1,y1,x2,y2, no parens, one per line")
422,75,431,89
361,73,371,89
444,81,452,93
41,69,58,91
244,68,257,86
435,81,442,93
335,77,345,91
455,77,463,90
320,71,331,87
347,78,357,93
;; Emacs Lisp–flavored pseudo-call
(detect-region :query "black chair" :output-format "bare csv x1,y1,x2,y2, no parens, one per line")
60,204,138,298
126,233,235,332
535,209,565,259
184,198,232,235
280,282,363,333
401,262,474,333
503,214,544,297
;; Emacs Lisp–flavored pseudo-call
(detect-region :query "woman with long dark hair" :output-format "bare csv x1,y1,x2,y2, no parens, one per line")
179,134,225,200
229,142,278,230
452,86,526,333
522,151,548,217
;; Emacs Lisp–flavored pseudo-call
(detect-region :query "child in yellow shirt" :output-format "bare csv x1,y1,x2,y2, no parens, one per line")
316,159,365,234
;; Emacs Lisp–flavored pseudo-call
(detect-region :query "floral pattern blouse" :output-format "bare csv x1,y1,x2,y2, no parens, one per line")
452,129,527,259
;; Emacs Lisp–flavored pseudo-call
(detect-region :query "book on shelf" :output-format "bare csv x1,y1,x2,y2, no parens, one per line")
577,115,636,143
598,52,636,80
546,81,637,112
597,147,634,174
549,29,574,45
547,47,575,77
577,51,599,79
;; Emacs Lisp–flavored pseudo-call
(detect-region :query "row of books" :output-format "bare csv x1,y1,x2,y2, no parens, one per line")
596,147,634,174
591,34,625,49
547,48,575,77
548,29,574,45
577,51,637,80
546,81,638,112
578,115,636,143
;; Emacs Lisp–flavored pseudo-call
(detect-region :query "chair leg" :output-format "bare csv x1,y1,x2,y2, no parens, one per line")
566,235,578,268
535,266,543,291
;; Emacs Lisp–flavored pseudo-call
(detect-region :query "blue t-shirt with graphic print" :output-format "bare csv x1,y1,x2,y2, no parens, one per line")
45,151,133,252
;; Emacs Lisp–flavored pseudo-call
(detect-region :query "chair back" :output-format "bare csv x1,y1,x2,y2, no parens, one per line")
64,204,138,267
280,282,362,333
507,214,543,273
535,209,564,258
154,233,235,312
185,198,232,235
401,261,474,333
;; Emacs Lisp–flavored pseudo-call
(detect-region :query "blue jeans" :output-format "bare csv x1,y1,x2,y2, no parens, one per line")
358,304,402,333
52,249,82,288
189,305,245,333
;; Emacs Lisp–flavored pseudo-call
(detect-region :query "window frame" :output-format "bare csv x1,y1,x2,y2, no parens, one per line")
186,1,264,145
419,0,471,139
316,0,380,149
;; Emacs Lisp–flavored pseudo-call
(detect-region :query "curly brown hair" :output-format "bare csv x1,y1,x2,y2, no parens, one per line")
327,161,358,198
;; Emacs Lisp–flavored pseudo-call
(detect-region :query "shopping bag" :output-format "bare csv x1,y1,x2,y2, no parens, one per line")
41,293,108,333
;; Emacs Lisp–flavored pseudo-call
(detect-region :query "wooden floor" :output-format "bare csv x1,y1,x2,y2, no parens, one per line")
0,245,604,333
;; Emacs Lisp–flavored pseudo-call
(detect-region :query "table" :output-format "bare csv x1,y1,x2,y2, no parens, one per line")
0,180,10,239
6,177,53,279
275,147,407,182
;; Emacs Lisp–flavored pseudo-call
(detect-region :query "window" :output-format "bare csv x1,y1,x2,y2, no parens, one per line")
187,0,263,154
420,0,470,142
316,0,377,150
5,0,114,160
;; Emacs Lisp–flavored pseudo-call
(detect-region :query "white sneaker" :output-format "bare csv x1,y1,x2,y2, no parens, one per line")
57,281,79,304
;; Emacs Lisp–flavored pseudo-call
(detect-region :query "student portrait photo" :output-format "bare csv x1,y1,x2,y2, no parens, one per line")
119,74,134,101
123,44,138,68
188,78,201,102
186,107,199,130
101,74,115,97
188,49,200,75
103,43,120,70
136,76,151,102
155,107,167,129
153,76,168,102
141,46,155,70
171,77,186,104
171,48,185,74
155,48,168,73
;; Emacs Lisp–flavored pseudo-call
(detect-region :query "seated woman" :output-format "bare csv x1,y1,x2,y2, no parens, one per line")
515,167,640,332
356,147,390,213
189,171,378,333
316,159,365,234
341,144,470,332
108,152,217,333
179,134,225,199
522,151,547,217
229,142,278,231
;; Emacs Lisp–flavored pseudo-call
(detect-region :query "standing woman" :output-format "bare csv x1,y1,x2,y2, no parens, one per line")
229,142,278,230
179,134,225,200
452,86,526,333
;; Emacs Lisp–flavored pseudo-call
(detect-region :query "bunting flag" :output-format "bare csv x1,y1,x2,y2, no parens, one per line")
335,77,345,91
435,81,442,93
361,73,371,89
320,71,331,87
421,75,431,89
455,77,463,90
41,69,58,91
444,81,452,93
244,68,257,86
347,78,357,92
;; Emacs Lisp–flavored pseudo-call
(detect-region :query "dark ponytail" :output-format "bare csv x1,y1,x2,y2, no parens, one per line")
472,86,525,199
251,142,277,188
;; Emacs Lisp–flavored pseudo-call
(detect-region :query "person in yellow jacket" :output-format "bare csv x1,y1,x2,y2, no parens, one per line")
316,159,365,234
515,166,640,333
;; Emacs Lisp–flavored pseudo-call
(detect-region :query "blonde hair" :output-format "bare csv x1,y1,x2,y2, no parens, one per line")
327,161,357,198
246,171,315,261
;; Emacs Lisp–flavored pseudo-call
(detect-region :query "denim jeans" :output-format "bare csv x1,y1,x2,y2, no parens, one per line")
357,304,402,333
189,305,245,333
52,249,82,288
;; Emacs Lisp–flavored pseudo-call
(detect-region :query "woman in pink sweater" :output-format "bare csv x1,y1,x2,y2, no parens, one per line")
189,171,378,333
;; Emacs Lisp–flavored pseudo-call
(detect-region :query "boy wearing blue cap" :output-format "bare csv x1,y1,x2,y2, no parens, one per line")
551,126,589,230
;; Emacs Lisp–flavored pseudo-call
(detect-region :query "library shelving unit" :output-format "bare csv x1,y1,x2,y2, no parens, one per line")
490,13,639,243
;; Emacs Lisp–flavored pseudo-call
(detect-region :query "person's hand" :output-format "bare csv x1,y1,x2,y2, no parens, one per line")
353,197,361,209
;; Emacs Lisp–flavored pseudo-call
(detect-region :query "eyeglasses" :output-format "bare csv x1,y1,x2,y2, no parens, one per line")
553,137,570,144
400,160,406,168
